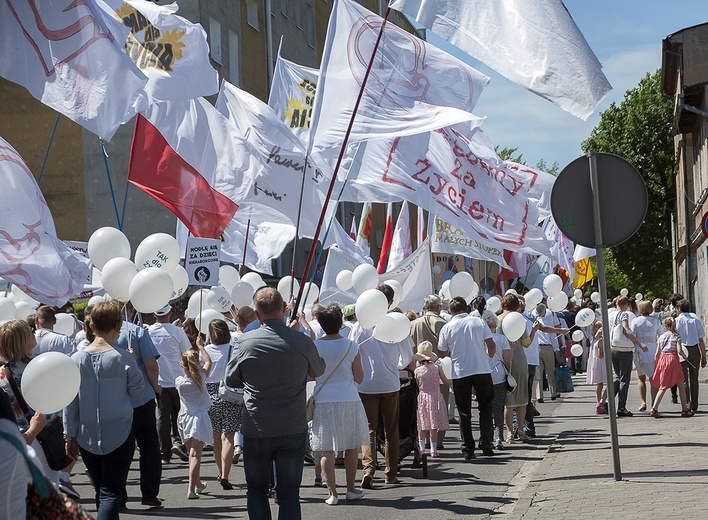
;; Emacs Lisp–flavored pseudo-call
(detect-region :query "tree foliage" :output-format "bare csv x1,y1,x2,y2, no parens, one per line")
581,70,674,298
495,147,559,176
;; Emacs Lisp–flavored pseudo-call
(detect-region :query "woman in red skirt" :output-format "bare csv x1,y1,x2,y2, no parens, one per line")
650,317,693,418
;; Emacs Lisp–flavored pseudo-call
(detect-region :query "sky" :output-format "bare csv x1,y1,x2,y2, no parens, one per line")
427,1,708,171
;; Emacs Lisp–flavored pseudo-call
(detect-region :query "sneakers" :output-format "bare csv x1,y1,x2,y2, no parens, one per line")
58,478,80,500
346,490,365,501
494,439,504,450
187,491,199,500
171,444,189,462
325,495,338,505
430,449,439,458
196,482,207,494
361,474,373,489
314,476,326,487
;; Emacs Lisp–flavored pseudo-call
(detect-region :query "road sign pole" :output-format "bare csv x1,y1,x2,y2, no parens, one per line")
589,152,622,481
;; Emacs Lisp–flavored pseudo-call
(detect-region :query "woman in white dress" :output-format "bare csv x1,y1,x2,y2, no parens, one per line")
310,304,368,505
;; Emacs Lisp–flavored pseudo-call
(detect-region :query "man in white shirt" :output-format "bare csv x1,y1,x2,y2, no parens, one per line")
533,304,565,402
148,305,192,463
32,306,73,356
675,299,707,412
356,285,414,488
438,297,496,459
308,304,326,340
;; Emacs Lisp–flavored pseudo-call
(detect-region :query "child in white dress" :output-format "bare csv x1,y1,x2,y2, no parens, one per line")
176,340,213,499
586,321,608,414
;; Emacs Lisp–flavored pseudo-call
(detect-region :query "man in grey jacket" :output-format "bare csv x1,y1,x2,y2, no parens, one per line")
226,287,325,519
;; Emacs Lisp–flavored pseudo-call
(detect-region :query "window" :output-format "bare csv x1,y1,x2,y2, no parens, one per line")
229,30,240,86
209,17,222,64
247,0,259,30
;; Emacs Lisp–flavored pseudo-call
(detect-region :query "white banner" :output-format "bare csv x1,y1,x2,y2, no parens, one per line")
186,237,220,286
268,52,319,143
429,216,509,269
0,0,147,141
543,217,575,277
389,0,612,120
104,0,218,112
388,201,412,271
320,239,432,313
309,0,488,154
0,138,91,305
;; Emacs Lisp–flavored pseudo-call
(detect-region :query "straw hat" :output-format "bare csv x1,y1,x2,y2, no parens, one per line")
414,340,437,361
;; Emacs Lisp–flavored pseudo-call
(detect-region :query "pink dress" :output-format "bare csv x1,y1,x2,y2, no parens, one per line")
586,337,607,385
652,332,685,390
414,364,449,432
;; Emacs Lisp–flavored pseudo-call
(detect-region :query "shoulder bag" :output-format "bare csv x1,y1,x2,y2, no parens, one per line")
218,345,244,405
306,341,353,422
610,312,634,348
494,346,516,392
3,363,73,471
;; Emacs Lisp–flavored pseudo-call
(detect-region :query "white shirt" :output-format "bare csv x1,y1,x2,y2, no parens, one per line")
631,315,661,364
148,322,193,388
489,332,512,385
308,320,326,340
32,329,73,356
313,337,360,403
522,314,540,365
676,312,705,346
437,313,493,378
536,313,561,349
356,327,414,394
0,419,39,520
204,343,232,383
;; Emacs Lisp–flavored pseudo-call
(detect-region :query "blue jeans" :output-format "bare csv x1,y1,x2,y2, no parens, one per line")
243,432,307,520
80,432,135,520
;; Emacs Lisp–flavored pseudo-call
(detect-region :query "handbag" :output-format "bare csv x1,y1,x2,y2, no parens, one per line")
306,341,353,422
610,312,634,348
218,345,244,405
0,430,92,519
3,363,73,471
494,347,517,392
554,365,574,393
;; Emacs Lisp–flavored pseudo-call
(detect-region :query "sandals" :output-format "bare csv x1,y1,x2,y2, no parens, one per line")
638,404,647,412
649,408,662,418
681,410,694,418
617,408,634,417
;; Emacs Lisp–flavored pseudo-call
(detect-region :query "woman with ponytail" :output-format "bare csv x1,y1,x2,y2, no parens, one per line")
176,335,212,499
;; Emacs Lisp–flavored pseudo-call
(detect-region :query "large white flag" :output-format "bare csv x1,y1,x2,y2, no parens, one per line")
543,217,575,277
340,121,552,256
388,201,412,271
103,0,218,111
429,215,510,269
573,244,596,262
327,218,373,265
268,52,319,143
0,138,91,305
389,0,612,120
309,0,488,154
0,0,147,141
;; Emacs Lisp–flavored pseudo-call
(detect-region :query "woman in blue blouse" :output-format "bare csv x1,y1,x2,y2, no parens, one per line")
64,301,144,519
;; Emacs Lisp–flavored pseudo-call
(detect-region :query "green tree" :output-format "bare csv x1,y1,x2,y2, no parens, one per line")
581,70,674,297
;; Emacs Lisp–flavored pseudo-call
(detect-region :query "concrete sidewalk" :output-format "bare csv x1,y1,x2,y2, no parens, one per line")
508,378,708,519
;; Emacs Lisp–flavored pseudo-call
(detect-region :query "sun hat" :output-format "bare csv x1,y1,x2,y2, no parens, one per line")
342,304,356,318
414,340,437,362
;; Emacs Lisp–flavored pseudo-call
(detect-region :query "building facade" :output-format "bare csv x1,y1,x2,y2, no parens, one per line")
662,22,708,320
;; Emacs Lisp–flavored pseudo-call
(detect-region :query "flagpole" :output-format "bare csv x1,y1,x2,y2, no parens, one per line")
240,218,251,277
291,7,392,320
37,113,60,186
100,140,123,230
289,155,311,299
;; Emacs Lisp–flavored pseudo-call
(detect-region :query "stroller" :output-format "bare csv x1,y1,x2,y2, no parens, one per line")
377,368,428,478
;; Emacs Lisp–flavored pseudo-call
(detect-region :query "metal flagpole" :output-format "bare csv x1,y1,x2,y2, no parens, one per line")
100,140,123,230
240,218,251,277
291,7,392,320
37,113,60,186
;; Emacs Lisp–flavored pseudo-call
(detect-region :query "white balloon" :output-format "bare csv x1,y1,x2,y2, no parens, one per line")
450,272,474,298
432,265,442,276
218,265,241,292
88,227,131,271
302,282,320,307
101,258,138,301
230,282,255,309
169,265,189,301
543,274,563,297
242,272,266,292
11,286,40,308
0,298,16,320
352,264,379,295
635,293,643,302
572,330,585,342
501,312,527,342
22,352,81,414
574,289,583,300
620,288,629,296
439,280,452,300
576,308,596,328
277,276,300,302
335,270,353,292
13,301,34,320
524,288,544,308
207,286,232,313
129,268,174,313
590,291,601,303
196,308,224,335
547,292,569,312
373,312,411,343
486,296,501,313
570,343,584,357
88,295,104,308
187,289,210,318
440,356,452,379
505,288,518,296
355,289,389,329
134,233,181,272
54,313,75,337
383,280,403,308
